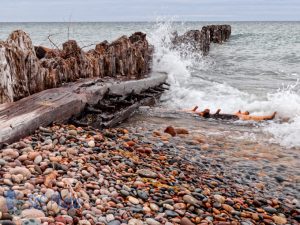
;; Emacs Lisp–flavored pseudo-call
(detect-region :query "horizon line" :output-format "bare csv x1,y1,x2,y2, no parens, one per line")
1,20,300,23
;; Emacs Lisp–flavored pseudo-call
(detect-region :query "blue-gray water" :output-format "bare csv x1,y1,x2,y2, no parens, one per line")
1,21,300,148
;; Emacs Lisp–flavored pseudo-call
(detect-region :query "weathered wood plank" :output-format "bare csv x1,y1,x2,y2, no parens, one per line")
0,73,167,145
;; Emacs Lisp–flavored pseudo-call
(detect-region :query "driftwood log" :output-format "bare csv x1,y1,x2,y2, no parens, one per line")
0,73,167,145
172,25,231,55
0,30,152,104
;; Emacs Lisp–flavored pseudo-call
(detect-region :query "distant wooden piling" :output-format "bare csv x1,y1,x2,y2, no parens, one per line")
172,25,231,55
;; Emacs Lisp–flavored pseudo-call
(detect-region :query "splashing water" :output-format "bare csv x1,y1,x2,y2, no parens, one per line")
0,21,300,148
149,21,300,148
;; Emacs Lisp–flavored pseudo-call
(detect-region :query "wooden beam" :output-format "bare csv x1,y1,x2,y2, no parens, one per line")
0,73,167,145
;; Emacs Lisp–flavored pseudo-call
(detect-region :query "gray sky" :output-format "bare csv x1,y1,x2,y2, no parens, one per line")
1,0,299,22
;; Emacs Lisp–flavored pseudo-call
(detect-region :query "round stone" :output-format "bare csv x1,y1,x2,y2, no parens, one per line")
9,167,31,179
149,203,159,211
120,190,130,197
21,208,45,218
145,218,160,225
2,149,19,159
137,169,157,178
68,130,77,136
0,159,7,166
128,219,143,225
213,194,225,204
88,140,95,148
137,190,148,200
128,196,139,205
34,155,42,164
165,210,179,217
0,197,8,213
183,195,200,206
180,217,195,225
107,220,121,225
263,206,277,214
106,214,115,222
47,201,60,214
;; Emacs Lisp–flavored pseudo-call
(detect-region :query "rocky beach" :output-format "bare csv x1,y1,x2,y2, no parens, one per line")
0,109,299,225
0,21,300,225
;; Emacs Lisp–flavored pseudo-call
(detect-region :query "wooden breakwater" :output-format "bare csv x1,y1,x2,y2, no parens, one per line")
0,25,231,145
0,30,152,104
172,25,231,55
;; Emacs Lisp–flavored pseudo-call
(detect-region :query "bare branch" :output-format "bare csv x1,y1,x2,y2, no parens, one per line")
47,33,60,50
67,14,72,41
80,43,97,50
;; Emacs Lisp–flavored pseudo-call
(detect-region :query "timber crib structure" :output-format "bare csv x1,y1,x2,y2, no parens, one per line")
0,25,231,145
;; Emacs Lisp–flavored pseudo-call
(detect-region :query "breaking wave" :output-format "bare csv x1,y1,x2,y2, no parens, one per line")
149,21,300,148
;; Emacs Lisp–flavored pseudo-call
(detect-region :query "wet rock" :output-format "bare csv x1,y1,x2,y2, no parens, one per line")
175,128,189,134
275,176,286,183
164,126,177,137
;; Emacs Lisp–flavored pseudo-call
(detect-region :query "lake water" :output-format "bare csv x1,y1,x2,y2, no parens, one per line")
1,21,300,149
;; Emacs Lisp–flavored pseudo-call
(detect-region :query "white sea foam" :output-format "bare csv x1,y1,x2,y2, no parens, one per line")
1,21,299,147
149,21,300,148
